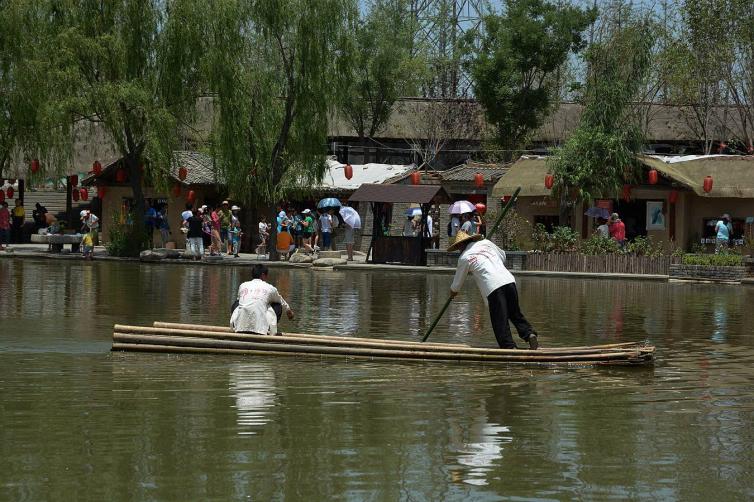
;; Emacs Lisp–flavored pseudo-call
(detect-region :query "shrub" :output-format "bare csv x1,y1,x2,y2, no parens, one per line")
106,214,148,257
580,234,621,255
549,226,578,253
625,236,663,257
681,253,743,267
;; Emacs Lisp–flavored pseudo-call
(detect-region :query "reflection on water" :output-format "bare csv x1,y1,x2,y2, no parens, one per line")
229,363,276,435
2,258,754,500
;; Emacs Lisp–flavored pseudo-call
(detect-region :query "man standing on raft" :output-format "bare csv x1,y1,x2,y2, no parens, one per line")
231,264,294,335
448,230,539,350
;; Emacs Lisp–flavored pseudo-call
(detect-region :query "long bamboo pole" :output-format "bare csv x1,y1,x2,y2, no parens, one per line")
422,187,522,343
115,325,652,357
112,333,651,364
149,322,644,351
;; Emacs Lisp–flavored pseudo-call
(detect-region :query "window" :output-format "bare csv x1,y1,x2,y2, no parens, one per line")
701,217,745,245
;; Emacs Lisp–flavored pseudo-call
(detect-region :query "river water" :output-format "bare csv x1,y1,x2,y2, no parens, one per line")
1,258,753,501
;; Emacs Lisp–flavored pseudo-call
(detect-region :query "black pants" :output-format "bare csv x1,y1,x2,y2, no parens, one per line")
487,283,534,349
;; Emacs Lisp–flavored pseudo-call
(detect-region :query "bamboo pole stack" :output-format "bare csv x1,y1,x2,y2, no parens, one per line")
110,323,655,366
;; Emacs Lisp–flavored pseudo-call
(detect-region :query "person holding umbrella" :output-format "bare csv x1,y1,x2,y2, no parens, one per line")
339,206,361,261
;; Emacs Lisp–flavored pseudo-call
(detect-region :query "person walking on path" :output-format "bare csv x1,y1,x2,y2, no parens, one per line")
209,205,223,256
596,218,610,238
217,200,232,255
301,209,315,253
0,201,11,250
230,205,242,257
715,213,734,253
257,215,270,255
608,213,626,246
319,209,333,249
343,216,357,261
460,212,476,235
184,209,204,260
231,264,294,336
11,199,25,243
448,230,539,350
158,206,171,247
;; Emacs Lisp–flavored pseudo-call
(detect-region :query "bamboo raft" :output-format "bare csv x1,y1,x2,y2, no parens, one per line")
111,322,655,366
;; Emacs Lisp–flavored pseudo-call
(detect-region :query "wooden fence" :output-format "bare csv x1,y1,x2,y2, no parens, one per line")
526,253,678,275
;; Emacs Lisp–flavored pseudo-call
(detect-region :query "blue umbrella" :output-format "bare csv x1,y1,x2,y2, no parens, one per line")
317,197,342,209
584,207,610,219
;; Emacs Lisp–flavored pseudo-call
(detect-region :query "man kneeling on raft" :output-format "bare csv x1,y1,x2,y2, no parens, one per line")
231,264,294,335
448,230,539,350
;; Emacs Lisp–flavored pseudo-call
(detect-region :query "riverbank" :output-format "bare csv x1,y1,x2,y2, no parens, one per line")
3,243,751,285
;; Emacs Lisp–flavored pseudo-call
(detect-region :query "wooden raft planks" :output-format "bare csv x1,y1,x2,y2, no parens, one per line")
111,323,655,366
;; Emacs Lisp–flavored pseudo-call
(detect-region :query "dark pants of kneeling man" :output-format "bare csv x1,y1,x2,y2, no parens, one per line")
487,283,535,349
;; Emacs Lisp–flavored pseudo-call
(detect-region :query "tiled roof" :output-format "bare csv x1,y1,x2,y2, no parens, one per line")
440,160,510,182
317,158,416,190
171,151,222,185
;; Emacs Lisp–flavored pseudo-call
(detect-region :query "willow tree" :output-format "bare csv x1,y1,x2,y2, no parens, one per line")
0,1,69,179
549,21,653,223
204,0,356,255
42,0,204,236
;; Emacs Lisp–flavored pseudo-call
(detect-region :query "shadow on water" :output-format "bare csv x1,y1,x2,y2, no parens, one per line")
1,258,754,500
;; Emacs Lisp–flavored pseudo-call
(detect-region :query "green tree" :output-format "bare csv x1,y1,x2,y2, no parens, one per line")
204,0,356,257
466,0,596,160
338,0,423,142
549,21,653,222
42,0,205,242
0,1,68,179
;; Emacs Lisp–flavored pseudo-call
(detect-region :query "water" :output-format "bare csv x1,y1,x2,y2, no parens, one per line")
1,258,753,501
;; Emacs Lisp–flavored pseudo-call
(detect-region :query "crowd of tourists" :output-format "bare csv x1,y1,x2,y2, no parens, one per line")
181,200,242,260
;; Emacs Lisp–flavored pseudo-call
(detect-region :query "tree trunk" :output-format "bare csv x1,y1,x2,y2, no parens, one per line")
125,151,147,248
267,205,279,261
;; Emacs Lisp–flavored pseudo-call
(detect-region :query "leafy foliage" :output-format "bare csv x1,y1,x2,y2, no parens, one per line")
106,214,147,257
682,253,743,267
580,234,621,255
204,0,356,206
549,20,653,204
338,0,423,140
466,0,595,158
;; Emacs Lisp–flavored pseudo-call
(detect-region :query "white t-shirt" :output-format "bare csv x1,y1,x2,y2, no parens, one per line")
258,222,268,235
426,215,433,237
319,214,332,232
403,219,415,237
596,224,609,238
230,279,290,335
84,214,99,230
450,216,461,237
450,239,515,298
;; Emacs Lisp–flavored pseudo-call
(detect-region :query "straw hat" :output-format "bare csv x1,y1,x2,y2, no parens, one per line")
447,230,483,252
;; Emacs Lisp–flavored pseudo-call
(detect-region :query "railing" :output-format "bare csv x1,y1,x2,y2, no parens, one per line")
526,253,678,275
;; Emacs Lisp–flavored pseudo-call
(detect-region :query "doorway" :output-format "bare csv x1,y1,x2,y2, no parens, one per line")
614,199,647,241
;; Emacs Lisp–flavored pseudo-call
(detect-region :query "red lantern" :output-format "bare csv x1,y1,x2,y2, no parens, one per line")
544,174,554,189
6,187,13,199
70,174,79,187
622,184,632,202
97,186,107,199
80,188,89,201
648,169,658,185
410,171,421,185
30,159,40,174
92,160,102,176
72,188,80,202
668,190,678,204
115,168,126,183
703,176,713,193
474,172,484,188
344,163,353,180
172,184,182,197
178,166,187,181
187,190,196,203
475,202,487,215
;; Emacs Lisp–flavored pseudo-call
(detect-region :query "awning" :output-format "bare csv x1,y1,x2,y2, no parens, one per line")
492,156,551,198
638,155,754,197
348,184,453,204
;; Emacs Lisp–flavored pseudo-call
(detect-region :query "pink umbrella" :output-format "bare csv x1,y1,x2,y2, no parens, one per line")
448,200,476,215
